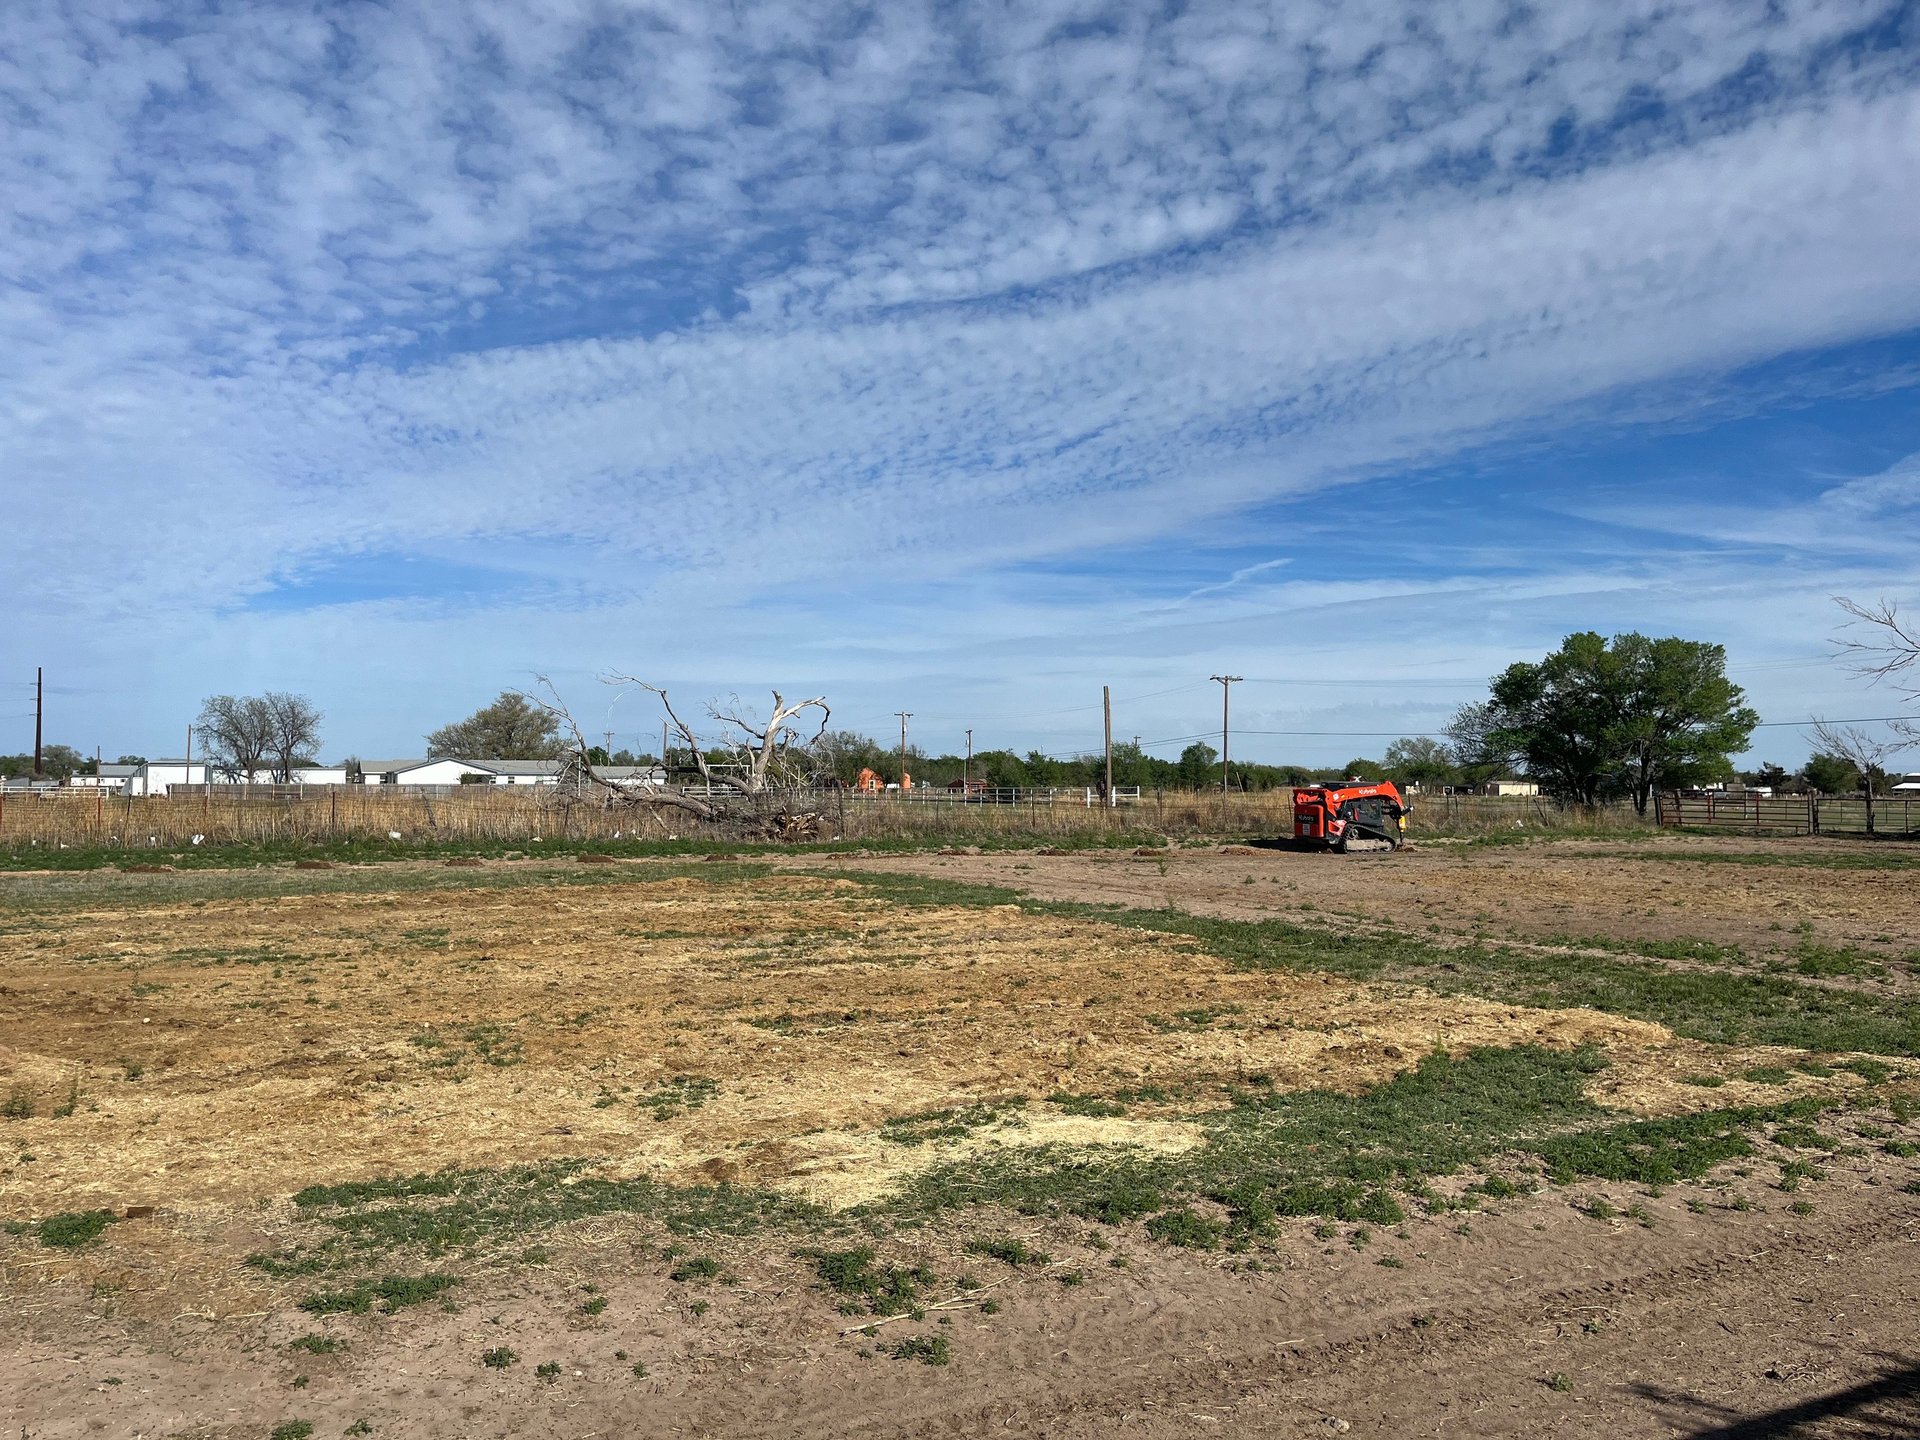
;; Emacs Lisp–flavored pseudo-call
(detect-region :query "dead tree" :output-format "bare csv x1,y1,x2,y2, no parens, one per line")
1834,596,1920,743
1807,718,1909,835
527,677,833,840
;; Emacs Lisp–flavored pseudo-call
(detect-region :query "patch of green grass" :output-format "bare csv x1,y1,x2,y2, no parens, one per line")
964,1235,1051,1266
1048,1092,1127,1119
535,1361,561,1383
804,1246,936,1315
880,1099,1024,1146
669,1255,723,1282
36,1210,117,1248
1743,1066,1794,1086
830,871,1920,1057
1586,849,1920,873
481,1346,517,1369
255,1158,820,1278
640,1075,718,1120
297,1273,459,1315
1144,1207,1224,1250
1770,1123,1836,1151
287,1333,343,1354
886,1334,952,1366
270,1423,314,1440
1791,942,1888,979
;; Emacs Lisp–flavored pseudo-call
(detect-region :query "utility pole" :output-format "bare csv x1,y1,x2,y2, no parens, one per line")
1209,675,1242,800
1102,685,1113,805
32,666,43,776
895,712,912,792
964,728,973,788
603,728,614,759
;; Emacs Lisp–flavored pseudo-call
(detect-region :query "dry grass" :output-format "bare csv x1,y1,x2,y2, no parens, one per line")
0,865,1839,1228
0,786,1645,853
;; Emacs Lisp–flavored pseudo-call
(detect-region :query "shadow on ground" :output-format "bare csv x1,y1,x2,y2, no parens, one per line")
1635,1357,1920,1438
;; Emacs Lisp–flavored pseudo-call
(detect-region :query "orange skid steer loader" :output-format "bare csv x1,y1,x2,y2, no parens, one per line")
1292,781,1410,853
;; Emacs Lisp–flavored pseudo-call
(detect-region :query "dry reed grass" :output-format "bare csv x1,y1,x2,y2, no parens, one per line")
0,786,1647,853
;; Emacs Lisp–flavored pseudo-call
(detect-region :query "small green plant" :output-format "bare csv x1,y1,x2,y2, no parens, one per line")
481,1346,518,1369
2,1084,34,1120
669,1255,722,1282
630,1361,649,1378
579,1296,608,1316
1377,1255,1404,1269
1583,1197,1617,1222
270,1423,314,1440
887,1334,952,1366
288,1334,342,1355
1743,1066,1793,1086
291,1375,309,1389
689,1299,710,1316
535,1361,561,1383
345,1423,374,1437
1788,1200,1814,1216
1547,1372,1574,1393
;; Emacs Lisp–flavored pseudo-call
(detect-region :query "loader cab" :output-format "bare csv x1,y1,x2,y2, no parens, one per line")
1292,782,1410,851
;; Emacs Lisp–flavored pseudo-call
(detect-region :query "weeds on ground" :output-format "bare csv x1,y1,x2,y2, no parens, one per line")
887,1334,952,1366
829,871,1920,1057
804,1245,936,1315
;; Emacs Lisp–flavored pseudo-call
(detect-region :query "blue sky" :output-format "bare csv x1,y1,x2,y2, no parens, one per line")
3,0,1918,767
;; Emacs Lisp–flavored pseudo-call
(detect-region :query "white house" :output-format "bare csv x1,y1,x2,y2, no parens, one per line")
125,759,211,797
1483,779,1540,798
465,759,565,786
288,764,351,786
347,758,495,786
594,764,668,787
68,764,139,792
1893,772,1920,793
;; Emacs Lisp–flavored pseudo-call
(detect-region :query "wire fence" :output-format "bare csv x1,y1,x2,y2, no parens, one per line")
0,784,1659,852
1656,792,1920,838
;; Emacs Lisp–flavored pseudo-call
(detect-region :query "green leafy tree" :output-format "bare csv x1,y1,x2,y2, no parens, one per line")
1176,742,1219,789
1478,632,1758,813
426,692,561,759
1382,737,1457,788
1801,753,1858,795
1739,762,1790,791
1340,756,1387,782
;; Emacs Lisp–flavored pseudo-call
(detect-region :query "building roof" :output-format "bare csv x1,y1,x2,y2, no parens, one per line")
467,758,565,777
93,764,140,778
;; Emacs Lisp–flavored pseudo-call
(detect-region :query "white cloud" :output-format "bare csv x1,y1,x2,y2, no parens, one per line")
3,1,1918,756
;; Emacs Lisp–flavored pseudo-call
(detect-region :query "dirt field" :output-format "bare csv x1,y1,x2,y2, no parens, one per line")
3,835,1918,1438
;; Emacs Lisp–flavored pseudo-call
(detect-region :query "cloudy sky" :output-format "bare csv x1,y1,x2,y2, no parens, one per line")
4,0,1918,766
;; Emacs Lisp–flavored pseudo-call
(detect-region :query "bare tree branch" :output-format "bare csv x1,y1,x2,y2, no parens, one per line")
524,677,717,822
522,676,836,842
1807,717,1913,835
1833,595,1920,701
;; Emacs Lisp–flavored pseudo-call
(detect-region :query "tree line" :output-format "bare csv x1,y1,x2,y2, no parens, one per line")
13,601,1914,801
